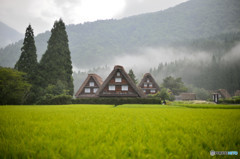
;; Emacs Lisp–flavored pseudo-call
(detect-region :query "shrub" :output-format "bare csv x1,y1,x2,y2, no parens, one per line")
149,88,175,101
0,68,31,105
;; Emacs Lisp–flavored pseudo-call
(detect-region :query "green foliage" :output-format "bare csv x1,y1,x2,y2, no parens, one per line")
162,76,187,95
45,80,70,96
0,68,31,105
39,19,74,96
36,80,73,105
36,94,72,105
150,88,175,101
128,69,138,84
0,105,239,158
158,88,170,100
218,96,240,104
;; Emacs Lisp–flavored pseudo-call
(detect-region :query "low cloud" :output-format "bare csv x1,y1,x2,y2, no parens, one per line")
109,46,210,74
222,43,240,62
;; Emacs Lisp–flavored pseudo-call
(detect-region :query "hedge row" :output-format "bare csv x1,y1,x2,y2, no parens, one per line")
218,97,240,104
37,94,72,105
72,98,162,105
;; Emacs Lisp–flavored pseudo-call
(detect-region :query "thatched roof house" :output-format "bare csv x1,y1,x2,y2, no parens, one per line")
138,73,161,95
180,93,196,100
75,74,103,98
215,89,231,99
96,65,145,98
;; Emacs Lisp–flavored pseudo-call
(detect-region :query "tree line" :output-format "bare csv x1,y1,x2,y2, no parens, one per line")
150,55,240,96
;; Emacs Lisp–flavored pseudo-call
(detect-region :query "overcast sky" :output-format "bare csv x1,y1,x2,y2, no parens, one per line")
0,0,188,35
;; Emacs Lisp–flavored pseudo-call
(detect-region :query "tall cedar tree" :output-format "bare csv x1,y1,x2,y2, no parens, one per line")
39,19,73,96
128,69,138,84
15,25,37,80
14,25,39,104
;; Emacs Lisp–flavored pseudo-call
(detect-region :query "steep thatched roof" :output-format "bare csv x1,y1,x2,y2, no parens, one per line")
75,74,103,97
235,90,240,96
138,73,161,91
96,65,145,98
216,89,231,98
180,93,196,100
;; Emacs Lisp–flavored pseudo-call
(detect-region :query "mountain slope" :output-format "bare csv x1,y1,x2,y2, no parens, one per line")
0,0,240,68
0,21,23,48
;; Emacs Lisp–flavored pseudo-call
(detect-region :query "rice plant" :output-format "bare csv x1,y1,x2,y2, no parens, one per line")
0,104,239,158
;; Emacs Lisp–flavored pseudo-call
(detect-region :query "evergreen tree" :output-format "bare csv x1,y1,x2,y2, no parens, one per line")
39,19,74,96
15,25,37,80
14,25,38,104
128,69,138,84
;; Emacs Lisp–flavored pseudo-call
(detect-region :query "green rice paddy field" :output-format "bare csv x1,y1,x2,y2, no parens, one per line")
0,104,239,159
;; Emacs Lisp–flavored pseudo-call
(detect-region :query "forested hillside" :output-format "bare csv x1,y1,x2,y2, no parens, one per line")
150,54,240,95
0,0,240,68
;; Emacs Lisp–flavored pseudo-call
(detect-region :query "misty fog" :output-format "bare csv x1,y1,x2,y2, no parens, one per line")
73,42,240,94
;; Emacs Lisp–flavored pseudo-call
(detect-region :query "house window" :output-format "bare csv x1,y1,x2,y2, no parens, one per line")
93,88,98,93
89,82,94,87
85,88,90,93
150,89,155,93
147,78,150,82
144,83,147,87
117,72,120,76
143,90,146,93
109,85,115,91
121,85,128,91
115,77,122,82
149,83,153,87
